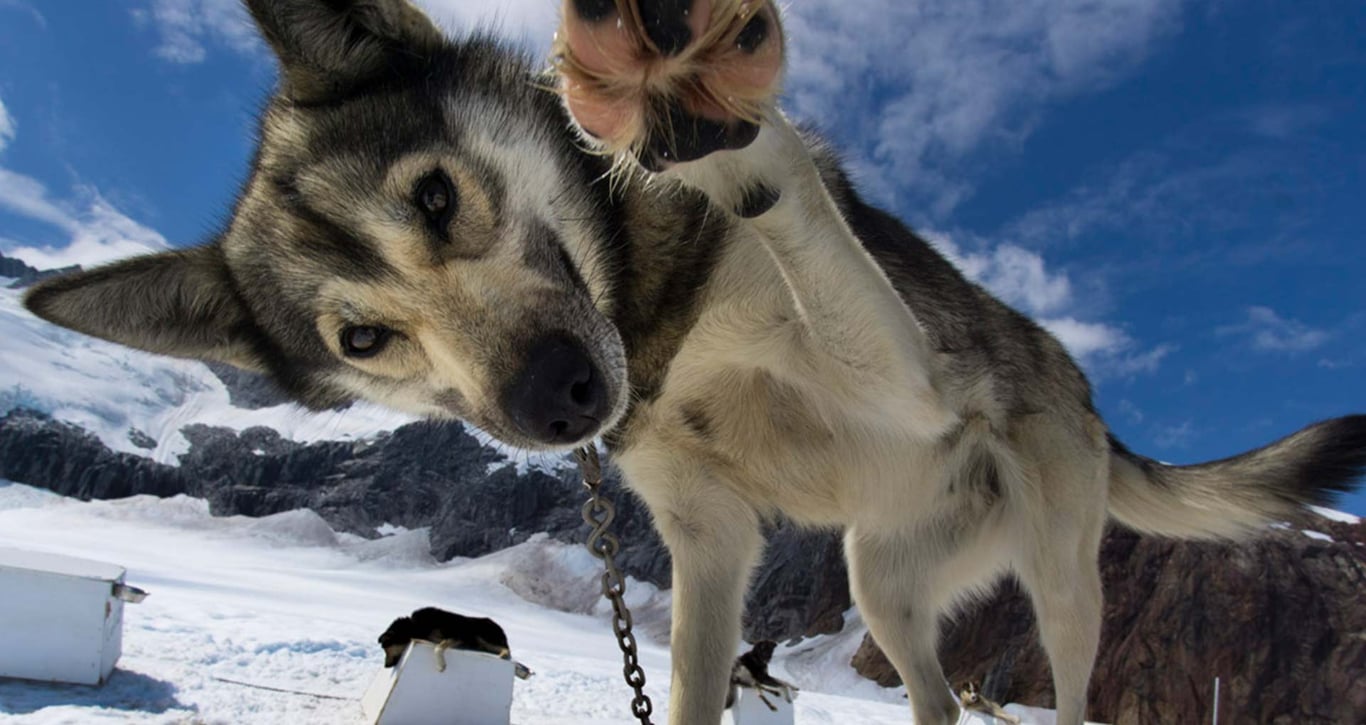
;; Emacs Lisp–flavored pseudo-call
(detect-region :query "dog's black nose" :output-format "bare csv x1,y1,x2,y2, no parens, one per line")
503,335,608,445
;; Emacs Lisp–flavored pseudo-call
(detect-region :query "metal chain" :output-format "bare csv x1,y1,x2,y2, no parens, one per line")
575,444,655,725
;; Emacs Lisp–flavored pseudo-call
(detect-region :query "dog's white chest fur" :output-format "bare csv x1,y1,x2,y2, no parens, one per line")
615,230,957,530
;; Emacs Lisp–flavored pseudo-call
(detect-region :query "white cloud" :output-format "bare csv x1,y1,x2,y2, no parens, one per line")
1038,318,1174,379
0,94,15,154
134,0,1184,216
781,0,1184,215
924,230,1171,378
1041,317,1129,359
1217,306,1330,353
0,168,169,269
138,0,259,63
927,231,1074,316
136,0,560,64
415,0,559,48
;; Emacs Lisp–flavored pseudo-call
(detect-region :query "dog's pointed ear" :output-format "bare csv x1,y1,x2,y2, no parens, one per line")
23,244,267,373
244,0,445,103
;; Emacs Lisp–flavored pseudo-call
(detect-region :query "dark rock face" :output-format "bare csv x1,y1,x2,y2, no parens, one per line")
1,252,81,289
0,409,188,499
852,523,1366,724
745,526,850,641
0,252,38,280
128,428,158,450
203,363,292,410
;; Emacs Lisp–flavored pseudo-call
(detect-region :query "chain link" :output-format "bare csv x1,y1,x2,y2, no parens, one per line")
575,445,655,725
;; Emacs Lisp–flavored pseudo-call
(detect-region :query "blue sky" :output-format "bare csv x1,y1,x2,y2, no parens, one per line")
1,0,1364,514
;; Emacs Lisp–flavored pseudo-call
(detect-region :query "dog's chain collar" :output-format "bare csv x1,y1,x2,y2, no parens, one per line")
575,444,656,725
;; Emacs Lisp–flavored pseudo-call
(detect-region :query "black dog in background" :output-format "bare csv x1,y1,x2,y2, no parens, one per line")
379,607,532,679
725,640,798,711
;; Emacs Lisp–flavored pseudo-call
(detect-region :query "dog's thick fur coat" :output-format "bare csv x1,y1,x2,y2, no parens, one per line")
22,2,1366,724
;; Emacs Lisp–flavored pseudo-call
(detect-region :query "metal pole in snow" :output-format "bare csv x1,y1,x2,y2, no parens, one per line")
1212,677,1220,725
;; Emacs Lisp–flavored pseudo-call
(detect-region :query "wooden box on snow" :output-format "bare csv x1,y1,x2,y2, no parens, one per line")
723,688,796,725
0,547,145,686
361,641,514,725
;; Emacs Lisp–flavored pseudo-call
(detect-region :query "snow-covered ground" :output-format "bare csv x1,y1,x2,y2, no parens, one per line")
0,481,1080,724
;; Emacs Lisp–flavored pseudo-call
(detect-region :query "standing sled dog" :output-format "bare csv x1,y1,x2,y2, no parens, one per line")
24,1,1366,723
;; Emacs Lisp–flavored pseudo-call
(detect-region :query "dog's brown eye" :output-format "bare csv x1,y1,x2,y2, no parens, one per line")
414,171,457,236
341,325,390,358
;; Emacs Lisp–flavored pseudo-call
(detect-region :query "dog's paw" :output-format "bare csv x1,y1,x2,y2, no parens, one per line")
554,0,783,171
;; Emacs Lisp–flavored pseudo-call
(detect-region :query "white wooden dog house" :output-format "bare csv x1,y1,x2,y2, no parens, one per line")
724,688,796,725
361,641,514,725
0,547,147,686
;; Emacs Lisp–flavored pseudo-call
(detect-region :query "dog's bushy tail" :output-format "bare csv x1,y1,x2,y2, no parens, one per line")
1107,415,1366,539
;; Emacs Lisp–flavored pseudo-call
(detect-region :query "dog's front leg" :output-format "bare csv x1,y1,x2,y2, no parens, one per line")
432,639,453,672
556,0,954,439
629,457,763,725
669,120,956,438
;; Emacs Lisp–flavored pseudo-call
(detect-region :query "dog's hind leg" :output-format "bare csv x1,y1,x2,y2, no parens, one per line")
1016,537,1102,725
1011,452,1107,725
475,636,510,659
845,528,960,725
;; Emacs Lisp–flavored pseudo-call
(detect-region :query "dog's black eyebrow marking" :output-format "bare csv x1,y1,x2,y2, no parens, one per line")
271,173,398,282
459,152,507,223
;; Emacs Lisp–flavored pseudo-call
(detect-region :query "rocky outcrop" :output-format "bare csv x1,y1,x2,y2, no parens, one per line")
203,363,292,410
0,252,38,281
746,527,850,640
1,252,80,289
0,409,188,499
852,522,1366,724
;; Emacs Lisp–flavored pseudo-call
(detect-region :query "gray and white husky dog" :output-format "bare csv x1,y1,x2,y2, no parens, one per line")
23,1,1366,723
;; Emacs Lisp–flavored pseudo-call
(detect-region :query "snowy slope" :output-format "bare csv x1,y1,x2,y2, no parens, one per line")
0,287,414,463
0,481,1085,724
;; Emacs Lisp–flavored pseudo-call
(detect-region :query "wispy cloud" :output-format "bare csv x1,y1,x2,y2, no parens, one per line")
1000,101,1341,260
134,0,259,64
133,0,563,64
1041,318,1175,379
1152,419,1196,449
1241,103,1332,140
0,94,15,154
1216,306,1330,353
781,0,1185,216
1117,399,1144,424
0,168,169,269
0,0,45,28
1005,149,1284,252
132,0,1185,219
416,0,558,47
925,230,1173,378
